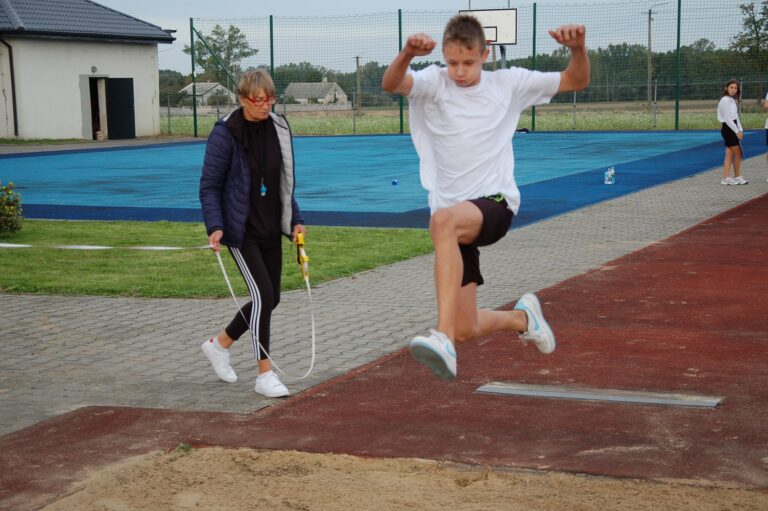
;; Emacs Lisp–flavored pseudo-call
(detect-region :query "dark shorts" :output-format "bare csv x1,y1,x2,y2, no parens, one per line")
460,195,514,287
721,123,740,147
765,128,767,146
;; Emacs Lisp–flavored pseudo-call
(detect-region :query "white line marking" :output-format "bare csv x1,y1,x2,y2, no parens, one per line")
476,382,723,408
0,243,209,251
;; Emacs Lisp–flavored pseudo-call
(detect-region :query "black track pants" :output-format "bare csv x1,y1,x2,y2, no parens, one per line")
224,236,282,360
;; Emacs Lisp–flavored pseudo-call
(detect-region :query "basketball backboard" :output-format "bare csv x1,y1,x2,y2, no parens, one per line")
458,8,517,45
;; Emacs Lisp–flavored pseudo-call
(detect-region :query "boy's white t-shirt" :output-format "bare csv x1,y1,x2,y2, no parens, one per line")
765,91,768,129
408,65,560,214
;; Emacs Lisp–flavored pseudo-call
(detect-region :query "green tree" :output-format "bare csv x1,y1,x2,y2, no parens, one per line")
273,62,327,96
690,38,716,53
411,60,442,71
730,1,768,78
183,24,258,84
159,69,189,107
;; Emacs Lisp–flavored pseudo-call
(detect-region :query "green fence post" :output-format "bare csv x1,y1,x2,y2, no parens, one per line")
270,15,275,112
399,9,404,134
269,15,275,79
531,3,537,132
674,0,681,130
190,17,198,138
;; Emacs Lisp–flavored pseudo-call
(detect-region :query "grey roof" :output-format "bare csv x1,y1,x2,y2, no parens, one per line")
285,82,345,99
0,0,175,43
179,82,235,97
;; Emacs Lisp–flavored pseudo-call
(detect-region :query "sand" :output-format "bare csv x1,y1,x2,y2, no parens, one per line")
42,446,768,511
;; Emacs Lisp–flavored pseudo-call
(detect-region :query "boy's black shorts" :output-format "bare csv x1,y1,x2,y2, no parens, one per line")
460,194,514,287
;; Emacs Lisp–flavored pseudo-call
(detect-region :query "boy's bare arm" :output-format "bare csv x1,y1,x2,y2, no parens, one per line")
381,33,436,96
549,25,590,93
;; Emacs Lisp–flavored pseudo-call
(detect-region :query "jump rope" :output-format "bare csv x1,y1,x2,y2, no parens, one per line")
214,232,317,380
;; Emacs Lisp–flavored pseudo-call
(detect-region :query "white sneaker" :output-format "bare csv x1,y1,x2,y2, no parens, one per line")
254,370,290,398
733,176,748,185
201,337,238,383
410,329,457,380
514,293,556,354
721,177,736,185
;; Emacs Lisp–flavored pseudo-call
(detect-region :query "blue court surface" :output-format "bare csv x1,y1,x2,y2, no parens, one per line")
2,130,765,228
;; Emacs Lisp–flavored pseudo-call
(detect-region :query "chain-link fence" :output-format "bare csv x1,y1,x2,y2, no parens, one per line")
161,1,768,137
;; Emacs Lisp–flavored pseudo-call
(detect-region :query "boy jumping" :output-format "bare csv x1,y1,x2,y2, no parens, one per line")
382,15,590,379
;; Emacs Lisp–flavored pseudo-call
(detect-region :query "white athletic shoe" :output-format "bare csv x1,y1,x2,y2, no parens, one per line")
514,293,557,355
410,329,457,380
201,337,238,383
733,176,748,185
721,177,736,185
254,370,290,398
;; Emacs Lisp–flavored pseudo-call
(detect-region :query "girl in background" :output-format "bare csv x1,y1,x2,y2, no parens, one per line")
763,89,767,181
716,79,747,185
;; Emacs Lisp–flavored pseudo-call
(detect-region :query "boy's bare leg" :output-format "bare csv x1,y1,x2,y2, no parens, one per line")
430,200,527,342
430,202,483,341
454,284,528,342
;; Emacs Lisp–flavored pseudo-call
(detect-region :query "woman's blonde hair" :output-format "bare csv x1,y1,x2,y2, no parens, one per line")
237,69,276,99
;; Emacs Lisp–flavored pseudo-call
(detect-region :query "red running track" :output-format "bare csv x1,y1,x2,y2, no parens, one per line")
2,194,767,510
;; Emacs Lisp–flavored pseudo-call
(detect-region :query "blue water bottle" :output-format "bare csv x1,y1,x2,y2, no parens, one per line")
604,166,615,185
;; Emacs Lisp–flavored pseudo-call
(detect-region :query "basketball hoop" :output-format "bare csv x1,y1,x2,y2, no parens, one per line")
459,8,517,46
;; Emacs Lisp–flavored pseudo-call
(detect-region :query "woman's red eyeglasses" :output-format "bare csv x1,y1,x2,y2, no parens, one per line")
245,96,276,107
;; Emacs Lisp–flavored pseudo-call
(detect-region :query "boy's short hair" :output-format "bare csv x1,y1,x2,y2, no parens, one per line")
237,69,276,99
443,14,487,54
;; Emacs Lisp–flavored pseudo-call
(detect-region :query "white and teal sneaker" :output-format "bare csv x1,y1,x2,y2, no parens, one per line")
514,293,556,354
410,329,457,380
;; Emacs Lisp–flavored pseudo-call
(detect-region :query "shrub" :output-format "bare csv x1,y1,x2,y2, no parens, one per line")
0,181,23,234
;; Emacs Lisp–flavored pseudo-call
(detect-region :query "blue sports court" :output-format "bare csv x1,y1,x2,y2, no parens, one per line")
2,130,765,228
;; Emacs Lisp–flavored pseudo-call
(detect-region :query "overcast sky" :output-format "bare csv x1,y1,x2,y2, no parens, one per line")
95,0,611,72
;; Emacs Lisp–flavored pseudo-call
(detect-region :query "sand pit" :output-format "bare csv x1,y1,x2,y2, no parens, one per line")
42,447,768,510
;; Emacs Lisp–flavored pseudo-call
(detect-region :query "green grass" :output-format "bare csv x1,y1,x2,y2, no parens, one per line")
160,111,406,137
528,111,767,131
0,219,432,298
160,109,768,137
279,113,404,136
0,138,85,145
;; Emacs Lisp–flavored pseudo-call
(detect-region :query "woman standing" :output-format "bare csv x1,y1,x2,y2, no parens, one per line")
717,79,747,185
199,70,306,398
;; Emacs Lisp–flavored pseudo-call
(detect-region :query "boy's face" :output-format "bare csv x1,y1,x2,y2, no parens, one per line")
443,42,489,87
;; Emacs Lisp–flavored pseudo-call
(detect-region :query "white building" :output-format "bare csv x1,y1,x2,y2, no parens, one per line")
285,78,348,105
0,0,174,140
